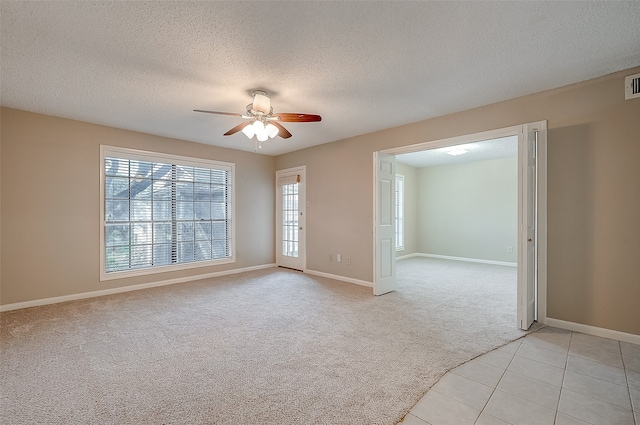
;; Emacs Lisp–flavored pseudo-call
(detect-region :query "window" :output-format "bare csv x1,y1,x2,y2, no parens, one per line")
100,146,234,280
281,180,299,258
395,174,404,251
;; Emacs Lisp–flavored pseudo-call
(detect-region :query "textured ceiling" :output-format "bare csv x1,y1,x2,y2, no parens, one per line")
396,136,518,169
2,2,640,156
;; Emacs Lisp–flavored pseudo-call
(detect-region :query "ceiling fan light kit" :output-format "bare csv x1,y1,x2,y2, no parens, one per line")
194,90,321,151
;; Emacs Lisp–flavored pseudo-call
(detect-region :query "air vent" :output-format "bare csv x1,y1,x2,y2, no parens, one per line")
625,73,640,100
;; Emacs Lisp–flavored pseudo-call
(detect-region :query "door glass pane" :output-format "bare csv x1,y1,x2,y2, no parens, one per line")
281,183,299,258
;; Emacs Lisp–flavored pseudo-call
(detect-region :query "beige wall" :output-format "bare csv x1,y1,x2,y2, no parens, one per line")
0,108,276,305
277,67,640,335
2,67,639,335
417,157,517,263
395,162,418,257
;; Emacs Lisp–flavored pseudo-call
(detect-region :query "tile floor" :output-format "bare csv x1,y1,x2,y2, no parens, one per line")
400,327,640,425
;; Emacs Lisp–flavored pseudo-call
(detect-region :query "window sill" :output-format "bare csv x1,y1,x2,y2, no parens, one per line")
100,257,235,281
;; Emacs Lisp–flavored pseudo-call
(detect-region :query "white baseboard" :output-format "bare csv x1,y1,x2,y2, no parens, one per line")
305,269,373,288
546,317,640,345
0,263,276,312
414,253,517,267
396,253,419,261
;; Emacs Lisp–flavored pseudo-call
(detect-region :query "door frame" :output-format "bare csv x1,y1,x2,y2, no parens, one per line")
276,166,307,271
373,123,547,326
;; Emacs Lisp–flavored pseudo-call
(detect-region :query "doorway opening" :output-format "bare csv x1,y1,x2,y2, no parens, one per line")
373,123,547,330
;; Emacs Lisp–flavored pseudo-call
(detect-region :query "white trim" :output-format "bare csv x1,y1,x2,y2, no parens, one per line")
372,151,379,291
275,165,306,271
546,318,640,346
101,257,236,281
396,253,420,261
100,145,237,281
100,145,235,170
381,125,523,156
395,173,405,251
374,122,547,326
536,123,548,325
416,253,517,267
305,269,373,288
0,264,275,312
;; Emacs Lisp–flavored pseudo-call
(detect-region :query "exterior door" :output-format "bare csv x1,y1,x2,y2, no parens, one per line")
518,122,545,329
276,167,305,271
373,152,396,295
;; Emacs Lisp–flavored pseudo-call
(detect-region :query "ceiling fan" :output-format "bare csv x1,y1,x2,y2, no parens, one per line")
194,90,321,149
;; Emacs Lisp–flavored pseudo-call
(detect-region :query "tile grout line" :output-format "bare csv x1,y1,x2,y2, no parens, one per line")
562,335,628,386
620,341,638,425
472,339,522,425
405,329,638,425
559,332,633,425
473,331,573,425
510,332,569,425
557,331,599,425
555,331,571,425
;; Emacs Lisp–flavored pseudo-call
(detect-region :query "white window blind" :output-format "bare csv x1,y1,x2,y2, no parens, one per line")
395,174,404,251
101,146,234,279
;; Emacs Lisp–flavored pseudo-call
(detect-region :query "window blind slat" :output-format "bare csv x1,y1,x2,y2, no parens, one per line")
103,151,233,275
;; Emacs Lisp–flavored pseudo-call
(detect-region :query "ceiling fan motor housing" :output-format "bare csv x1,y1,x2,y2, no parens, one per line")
251,91,271,115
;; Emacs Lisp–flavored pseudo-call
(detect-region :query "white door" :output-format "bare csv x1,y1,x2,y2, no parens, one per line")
276,167,306,271
373,152,396,295
518,122,545,329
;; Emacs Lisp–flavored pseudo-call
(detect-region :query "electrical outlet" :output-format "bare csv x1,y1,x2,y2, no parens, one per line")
346,256,351,265
507,246,513,253
337,254,342,263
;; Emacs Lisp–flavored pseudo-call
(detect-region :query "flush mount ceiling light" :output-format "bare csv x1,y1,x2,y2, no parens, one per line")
194,90,321,151
444,147,468,156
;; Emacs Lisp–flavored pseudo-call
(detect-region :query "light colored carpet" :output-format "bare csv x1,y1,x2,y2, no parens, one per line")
1,258,531,424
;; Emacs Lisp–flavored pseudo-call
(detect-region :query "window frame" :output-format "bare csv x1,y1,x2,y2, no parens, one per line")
99,145,235,281
395,174,404,251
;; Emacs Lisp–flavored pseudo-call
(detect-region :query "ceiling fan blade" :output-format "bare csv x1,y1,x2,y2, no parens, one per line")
194,109,242,117
270,121,292,139
275,113,322,123
224,121,251,136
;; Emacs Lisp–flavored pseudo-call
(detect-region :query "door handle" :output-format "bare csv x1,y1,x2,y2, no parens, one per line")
528,238,532,242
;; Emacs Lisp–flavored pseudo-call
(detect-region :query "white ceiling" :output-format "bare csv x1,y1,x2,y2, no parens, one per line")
1,2,640,156
396,136,518,169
